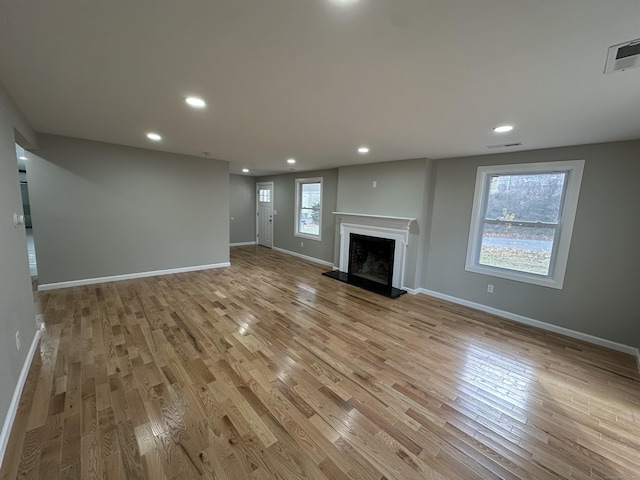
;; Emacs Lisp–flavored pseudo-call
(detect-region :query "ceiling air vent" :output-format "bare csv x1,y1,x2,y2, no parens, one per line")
604,38,640,74
487,142,522,149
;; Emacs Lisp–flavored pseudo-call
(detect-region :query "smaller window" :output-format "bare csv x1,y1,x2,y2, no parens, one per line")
295,177,323,240
259,188,271,203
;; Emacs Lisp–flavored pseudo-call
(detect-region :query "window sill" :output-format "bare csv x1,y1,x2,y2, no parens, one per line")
295,232,322,242
465,264,563,289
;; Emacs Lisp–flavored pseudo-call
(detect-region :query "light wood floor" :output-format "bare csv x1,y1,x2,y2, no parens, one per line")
2,246,640,480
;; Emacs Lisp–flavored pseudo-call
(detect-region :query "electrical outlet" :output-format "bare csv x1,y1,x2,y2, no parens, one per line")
15,331,20,351
487,284,494,294
372,180,377,188
300,242,304,247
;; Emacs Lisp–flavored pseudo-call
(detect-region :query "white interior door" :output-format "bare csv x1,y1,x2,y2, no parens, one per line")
256,182,273,248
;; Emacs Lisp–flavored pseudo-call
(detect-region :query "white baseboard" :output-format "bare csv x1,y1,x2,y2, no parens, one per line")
0,326,42,466
418,288,640,360
230,242,256,247
272,247,334,268
38,262,231,291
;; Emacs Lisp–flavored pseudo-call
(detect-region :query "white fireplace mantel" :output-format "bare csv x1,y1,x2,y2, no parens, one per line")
333,212,416,289
333,212,415,231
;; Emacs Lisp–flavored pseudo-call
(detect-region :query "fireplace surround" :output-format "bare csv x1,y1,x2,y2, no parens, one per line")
323,212,415,298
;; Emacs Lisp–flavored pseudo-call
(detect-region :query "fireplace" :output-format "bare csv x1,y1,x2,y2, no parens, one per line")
348,234,395,288
322,212,416,298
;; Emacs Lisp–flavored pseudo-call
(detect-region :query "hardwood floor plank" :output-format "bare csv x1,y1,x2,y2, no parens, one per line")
2,245,639,479
60,414,81,470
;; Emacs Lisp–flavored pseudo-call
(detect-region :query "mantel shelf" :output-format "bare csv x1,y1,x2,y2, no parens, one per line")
332,212,416,226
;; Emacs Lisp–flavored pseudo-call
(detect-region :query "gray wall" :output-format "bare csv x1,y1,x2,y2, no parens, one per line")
0,82,38,452
337,158,431,289
230,174,256,244
30,134,230,285
256,169,338,264
424,140,640,346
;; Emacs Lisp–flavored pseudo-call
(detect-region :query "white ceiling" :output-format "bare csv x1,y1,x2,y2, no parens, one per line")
1,0,639,175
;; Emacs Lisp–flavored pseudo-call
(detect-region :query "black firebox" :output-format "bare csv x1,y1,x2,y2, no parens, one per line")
348,234,394,288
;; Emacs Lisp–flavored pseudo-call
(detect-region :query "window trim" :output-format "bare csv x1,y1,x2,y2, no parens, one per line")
294,177,323,241
465,159,584,289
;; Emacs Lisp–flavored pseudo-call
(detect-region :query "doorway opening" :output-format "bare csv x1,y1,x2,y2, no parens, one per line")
15,144,37,290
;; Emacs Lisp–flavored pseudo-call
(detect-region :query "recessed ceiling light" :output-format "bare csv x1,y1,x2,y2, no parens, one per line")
493,125,514,133
185,97,206,108
287,158,296,164
358,147,369,154
242,168,249,173
19,156,27,160
146,132,162,141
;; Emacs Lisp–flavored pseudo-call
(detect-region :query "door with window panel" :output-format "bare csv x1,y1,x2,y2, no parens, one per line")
256,182,273,248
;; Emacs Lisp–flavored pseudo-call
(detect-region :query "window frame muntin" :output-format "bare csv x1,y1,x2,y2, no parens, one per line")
465,160,584,289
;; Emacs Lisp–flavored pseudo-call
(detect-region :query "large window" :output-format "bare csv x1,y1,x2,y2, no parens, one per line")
465,160,584,289
295,177,323,240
